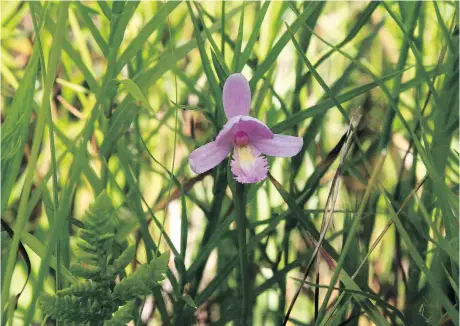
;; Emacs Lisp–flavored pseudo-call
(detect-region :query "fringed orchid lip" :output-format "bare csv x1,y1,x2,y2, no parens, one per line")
189,73,304,183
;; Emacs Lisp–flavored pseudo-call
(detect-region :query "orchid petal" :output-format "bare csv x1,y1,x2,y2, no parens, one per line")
216,115,273,146
231,145,268,184
252,134,303,157
189,141,231,174
223,73,251,118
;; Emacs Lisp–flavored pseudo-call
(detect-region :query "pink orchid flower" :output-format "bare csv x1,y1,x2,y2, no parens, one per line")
189,73,303,183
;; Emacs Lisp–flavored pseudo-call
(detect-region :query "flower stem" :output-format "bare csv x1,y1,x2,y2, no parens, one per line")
234,182,250,325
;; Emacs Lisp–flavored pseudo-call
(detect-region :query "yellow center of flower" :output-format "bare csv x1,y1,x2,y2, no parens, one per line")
234,145,257,171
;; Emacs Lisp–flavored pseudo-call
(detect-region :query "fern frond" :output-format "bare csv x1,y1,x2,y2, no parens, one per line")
103,301,135,326
39,293,93,324
56,280,101,297
40,191,170,324
113,251,170,301
70,262,101,279
111,244,136,273
84,192,119,234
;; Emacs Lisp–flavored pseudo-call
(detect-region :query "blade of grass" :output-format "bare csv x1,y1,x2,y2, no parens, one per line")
75,1,109,57
232,1,245,72
314,153,388,326
97,0,112,20
285,22,348,120
322,177,427,325
30,0,66,296
155,10,180,260
249,1,322,90
116,1,181,72
0,32,40,215
237,1,270,72
194,3,230,78
380,189,459,324
291,19,385,179
381,1,440,106
271,66,415,133
432,0,456,53
68,6,93,69
281,115,389,326
293,20,458,218
134,3,243,93
20,232,76,285
31,1,99,93
293,278,405,323
9,4,70,323
379,2,421,150
221,1,225,57
186,1,224,128
293,1,379,86
232,182,250,325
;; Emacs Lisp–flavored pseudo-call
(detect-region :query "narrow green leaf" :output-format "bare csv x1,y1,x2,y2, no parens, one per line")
381,191,459,324
249,2,322,89
97,1,112,20
75,2,109,57
232,1,245,72
117,1,181,71
271,67,414,133
286,22,348,119
195,3,230,78
118,79,153,111
186,2,224,127
12,4,70,323
1,50,39,212
238,1,271,72
182,294,197,309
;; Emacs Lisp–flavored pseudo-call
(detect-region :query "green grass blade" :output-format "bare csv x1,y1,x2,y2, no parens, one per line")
0,47,39,214
11,4,70,323
315,154,389,326
186,1,224,127
75,1,109,57
116,1,181,72
271,67,413,133
381,190,459,325
379,2,421,150
232,1,245,72
238,1,270,72
249,2,321,90
286,22,348,120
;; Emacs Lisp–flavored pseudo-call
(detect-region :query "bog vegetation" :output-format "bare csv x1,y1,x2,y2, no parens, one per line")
1,1,458,325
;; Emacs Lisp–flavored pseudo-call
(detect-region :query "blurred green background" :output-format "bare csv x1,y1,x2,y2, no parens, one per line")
1,1,458,325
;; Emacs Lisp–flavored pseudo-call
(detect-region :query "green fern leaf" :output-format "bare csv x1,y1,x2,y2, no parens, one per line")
113,251,170,301
111,244,136,273
104,301,135,326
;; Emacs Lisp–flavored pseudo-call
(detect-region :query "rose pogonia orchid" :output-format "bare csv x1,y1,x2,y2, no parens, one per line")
189,73,303,183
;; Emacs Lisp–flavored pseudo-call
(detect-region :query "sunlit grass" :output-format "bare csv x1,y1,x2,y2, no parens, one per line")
1,1,458,325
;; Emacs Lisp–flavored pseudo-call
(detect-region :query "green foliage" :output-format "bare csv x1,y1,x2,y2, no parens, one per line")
118,79,153,112
113,251,170,301
38,192,169,325
1,1,458,325
104,301,135,326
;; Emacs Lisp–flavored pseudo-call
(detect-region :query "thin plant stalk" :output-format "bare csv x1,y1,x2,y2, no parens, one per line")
235,182,250,325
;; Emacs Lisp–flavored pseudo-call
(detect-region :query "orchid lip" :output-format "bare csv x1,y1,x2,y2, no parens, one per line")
234,131,249,146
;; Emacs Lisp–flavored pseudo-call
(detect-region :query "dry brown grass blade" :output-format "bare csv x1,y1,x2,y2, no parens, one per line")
153,170,212,212
283,111,361,325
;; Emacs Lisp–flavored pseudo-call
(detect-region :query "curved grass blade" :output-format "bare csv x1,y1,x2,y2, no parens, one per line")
116,1,181,72
237,1,271,72
249,2,322,90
